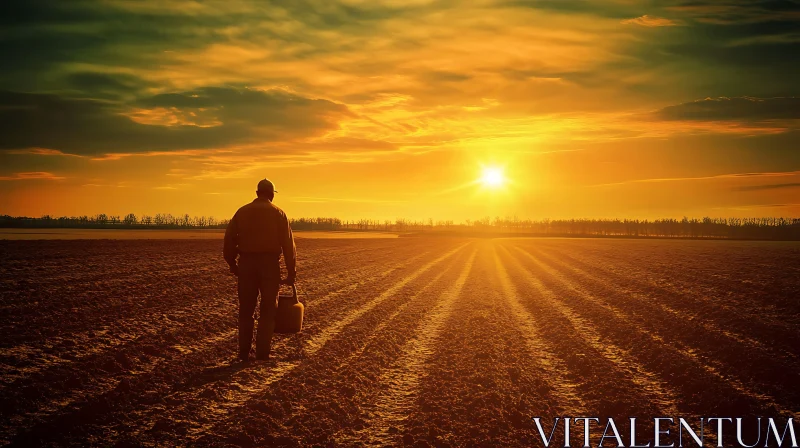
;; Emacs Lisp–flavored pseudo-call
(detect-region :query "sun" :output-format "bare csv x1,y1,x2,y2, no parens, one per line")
481,167,505,187
480,166,505,188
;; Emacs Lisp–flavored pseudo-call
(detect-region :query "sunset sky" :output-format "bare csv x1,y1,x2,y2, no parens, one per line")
1,0,798,221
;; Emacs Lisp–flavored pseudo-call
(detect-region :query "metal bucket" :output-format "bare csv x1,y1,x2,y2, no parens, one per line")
274,285,304,334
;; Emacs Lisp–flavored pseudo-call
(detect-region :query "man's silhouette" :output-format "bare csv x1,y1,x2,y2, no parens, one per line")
224,178,296,362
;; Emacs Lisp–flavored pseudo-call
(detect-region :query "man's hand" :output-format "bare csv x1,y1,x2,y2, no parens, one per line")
280,274,296,285
229,264,239,277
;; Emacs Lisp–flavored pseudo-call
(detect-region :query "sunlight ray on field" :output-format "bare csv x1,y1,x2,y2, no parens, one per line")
524,246,800,418
502,245,681,416
303,243,470,357
133,250,458,439
121,242,472,443
511,245,796,420
533,247,797,364
300,250,432,310
3,238,799,445
355,250,476,445
541,244,800,334
0,242,435,444
216,247,476,446
0,245,428,400
335,267,452,363
492,248,586,415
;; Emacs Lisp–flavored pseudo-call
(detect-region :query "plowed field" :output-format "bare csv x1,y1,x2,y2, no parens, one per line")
1,237,798,446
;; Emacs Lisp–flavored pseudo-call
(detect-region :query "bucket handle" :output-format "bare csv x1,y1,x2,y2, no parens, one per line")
282,283,310,304
280,284,299,303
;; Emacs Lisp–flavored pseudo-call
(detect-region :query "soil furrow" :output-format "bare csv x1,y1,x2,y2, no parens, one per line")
2,243,426,369
212,246,476,446
303,243,470,357
536,240,800,317
101,241,470,446
492,247,587,416
0,249,432,443
511,245,796,419
0,240,424,373
2,237,797,447
533,243,800,347
4,241,449,445
530,246,800,407
0,239,410,348
397,243,571,446
353,249,476,446
501,245,681,417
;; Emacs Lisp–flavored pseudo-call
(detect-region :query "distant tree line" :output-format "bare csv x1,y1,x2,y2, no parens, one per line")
0,213,229,229
1,214,798,240
462,216,800,240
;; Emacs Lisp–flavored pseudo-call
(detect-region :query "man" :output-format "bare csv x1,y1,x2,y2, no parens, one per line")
224,178,296,363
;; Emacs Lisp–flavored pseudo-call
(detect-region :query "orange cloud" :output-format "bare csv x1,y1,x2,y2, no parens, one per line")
591,171,800,188
0,172,65,181
622,15,679,27
6,148,84,157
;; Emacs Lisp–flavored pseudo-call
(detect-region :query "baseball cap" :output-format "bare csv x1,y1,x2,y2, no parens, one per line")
257,178,278,193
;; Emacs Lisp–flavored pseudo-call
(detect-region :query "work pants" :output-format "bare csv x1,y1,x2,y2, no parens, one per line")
237,253,281,360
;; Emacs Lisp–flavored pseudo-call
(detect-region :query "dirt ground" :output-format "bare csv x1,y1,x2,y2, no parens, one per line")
1,237,798,446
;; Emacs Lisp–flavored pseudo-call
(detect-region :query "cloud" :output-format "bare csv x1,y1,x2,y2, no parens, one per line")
136,87,350,130
654,96,800,121
419,71,473,83
64,71,153,99
622,15,679,27
5,148,84,157
498,0,639,19
0,171,64,181
592,170,800,187
666,1,800,24
0,87,351,156
735,182,800,191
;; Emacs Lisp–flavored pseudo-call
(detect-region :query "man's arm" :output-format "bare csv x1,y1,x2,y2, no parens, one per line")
280,213,297,283
223,213,239,273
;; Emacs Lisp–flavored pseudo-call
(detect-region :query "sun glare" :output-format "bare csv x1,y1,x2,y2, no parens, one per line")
480,167,505,188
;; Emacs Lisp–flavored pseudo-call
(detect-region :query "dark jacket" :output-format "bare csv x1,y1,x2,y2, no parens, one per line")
223,197,296,277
